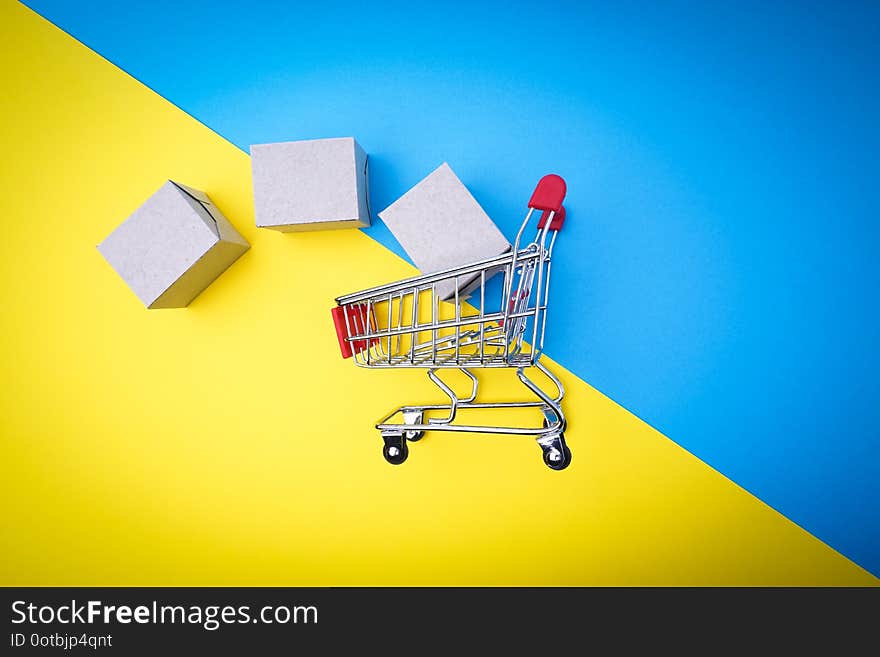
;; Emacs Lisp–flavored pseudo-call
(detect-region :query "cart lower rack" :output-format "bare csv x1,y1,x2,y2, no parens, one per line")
332,174,572,470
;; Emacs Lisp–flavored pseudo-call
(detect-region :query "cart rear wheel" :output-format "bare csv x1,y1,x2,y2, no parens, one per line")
542,442,572,471
405,430,425,442
383,440,409,465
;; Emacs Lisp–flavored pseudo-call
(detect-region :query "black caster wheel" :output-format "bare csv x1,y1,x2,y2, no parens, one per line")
405,429,425,442
542,443,572,471
383,439,409,465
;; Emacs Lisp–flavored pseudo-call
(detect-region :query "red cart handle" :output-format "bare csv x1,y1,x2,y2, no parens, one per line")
528,174,566,213
537,205,565,231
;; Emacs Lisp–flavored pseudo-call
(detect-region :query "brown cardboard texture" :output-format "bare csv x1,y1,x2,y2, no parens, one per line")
250,137,370,232
378,163,510,300
97,181,250,308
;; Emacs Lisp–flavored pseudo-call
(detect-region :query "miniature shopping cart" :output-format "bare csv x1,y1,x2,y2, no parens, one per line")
331,175,571,470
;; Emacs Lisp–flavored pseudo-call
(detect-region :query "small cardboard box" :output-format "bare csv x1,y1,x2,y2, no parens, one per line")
98,181,250,308
378,163,510,300
250,137,370,232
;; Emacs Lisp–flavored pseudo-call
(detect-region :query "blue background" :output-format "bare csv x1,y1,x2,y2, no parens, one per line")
24,0,879,575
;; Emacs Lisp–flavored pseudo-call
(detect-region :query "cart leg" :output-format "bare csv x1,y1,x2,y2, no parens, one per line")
517,362,565,425
517,363,571,470
541,405,560,430
426,368,478,425
381,431,408,465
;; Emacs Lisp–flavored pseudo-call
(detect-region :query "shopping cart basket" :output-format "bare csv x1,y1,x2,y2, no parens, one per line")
331,174,571,470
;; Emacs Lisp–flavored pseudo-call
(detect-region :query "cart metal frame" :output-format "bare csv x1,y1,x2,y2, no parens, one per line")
332,174,572,469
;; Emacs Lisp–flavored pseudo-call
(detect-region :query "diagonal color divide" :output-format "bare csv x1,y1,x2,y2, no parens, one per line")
19,0,880,578
0,2,876,585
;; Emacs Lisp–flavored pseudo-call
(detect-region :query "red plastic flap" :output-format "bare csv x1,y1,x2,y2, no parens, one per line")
537,205,566,231
528,174,566,212
332,304,377,359
331,306,354,358
499,289,530,327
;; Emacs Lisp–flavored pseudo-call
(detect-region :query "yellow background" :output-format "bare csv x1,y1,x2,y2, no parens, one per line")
1,1,876,585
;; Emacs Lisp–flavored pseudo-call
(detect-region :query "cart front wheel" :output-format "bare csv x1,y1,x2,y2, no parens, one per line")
405,430,425,442
542,442,572,471
383,439,409,465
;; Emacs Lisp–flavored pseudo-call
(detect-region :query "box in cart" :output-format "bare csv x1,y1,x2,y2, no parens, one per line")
97,181,250,308
250,137,370,232
378,163,510,301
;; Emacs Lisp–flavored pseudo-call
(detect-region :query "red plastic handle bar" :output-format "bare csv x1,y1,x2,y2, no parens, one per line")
331,304,377,359
537,205,566,231
528,174,566,213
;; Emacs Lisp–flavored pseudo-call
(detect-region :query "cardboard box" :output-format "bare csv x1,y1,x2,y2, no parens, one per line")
378,163,510,300
98,181,250,308
250,137,370,231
